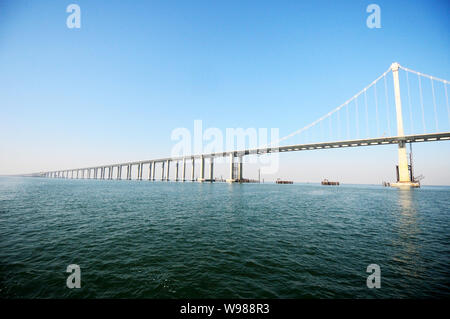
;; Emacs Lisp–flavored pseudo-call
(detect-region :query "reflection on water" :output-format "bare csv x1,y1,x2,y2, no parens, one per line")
393,189,423,279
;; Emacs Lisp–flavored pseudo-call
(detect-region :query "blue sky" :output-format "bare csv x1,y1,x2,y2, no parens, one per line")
0,0,449,184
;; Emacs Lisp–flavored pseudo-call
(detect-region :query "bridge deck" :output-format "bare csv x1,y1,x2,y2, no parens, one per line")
39,132,450,174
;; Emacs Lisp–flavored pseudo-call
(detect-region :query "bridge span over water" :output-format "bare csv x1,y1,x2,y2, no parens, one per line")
33,63,450,187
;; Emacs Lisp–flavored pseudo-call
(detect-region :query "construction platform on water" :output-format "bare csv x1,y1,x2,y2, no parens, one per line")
276,179,293,184
321,179,340,186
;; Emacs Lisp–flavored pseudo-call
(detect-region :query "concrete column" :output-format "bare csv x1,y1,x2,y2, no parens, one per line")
391,62,411,184
161,162,165,181
166,160,170,181
127,165,132,180
182,158,186,182
148,163,152,180
198,156,205,182
201,156,205,180
228,153,235,181
209,157,214,182
152,162,156,181
175,161,179,181
139,163,143,180
191,158,195,181
238,156,243,180
137,163,141,180
118,166,122,180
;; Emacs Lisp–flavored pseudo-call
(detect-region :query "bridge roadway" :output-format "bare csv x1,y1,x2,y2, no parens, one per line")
38,131,450,180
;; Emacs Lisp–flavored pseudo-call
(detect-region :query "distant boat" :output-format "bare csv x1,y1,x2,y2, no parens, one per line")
276,178,293,184
321,179,339,186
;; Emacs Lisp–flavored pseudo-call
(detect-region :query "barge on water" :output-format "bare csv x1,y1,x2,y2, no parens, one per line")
321,179,339,186
276,179,293,184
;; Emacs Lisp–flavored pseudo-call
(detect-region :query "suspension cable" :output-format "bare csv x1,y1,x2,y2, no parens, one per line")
445,83,450,126
418,74,426,133
384,75,391,136
355,95,359,138
405,70,414,134
364,88,369,136
374,81,380,136
430,77,438,131
267,66,392,146
399,64,449,85
346,102,350,139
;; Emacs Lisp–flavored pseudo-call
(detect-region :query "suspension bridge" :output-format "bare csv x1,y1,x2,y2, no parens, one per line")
34,62,450,188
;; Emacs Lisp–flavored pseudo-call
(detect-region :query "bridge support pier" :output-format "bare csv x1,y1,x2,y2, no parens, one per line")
152,162,156,181
191,158,195,181
138,163,143,180
209,158,214,182
226,153,236,183
227,154,244,183
166,160,170,181
197,156,206,182
390,62,419,188
182,158,186,181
